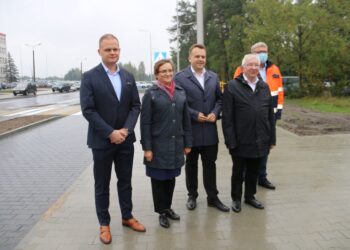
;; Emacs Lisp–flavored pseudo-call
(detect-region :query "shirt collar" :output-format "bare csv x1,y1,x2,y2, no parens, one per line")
243,74,259,85
101,62,120,75
190,66,206,77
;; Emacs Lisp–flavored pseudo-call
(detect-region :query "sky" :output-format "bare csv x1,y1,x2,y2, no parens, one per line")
0,0,182,78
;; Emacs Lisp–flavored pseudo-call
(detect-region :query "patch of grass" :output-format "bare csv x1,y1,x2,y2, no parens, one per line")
286,97,350,114
0,89,13,94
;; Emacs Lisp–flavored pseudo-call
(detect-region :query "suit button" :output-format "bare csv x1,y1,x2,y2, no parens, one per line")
172,136,175,139
173,120,176,123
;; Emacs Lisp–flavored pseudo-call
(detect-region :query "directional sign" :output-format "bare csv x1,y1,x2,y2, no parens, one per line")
153,51,169,62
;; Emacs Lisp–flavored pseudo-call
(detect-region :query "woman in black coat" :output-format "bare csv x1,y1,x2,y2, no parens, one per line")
140,59,192,228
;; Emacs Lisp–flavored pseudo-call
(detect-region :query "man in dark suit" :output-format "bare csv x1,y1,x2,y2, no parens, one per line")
80,34,145,245
222,54,276,213
174,44,229,212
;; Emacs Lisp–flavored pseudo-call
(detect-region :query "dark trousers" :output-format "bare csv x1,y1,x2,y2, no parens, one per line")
92,142,134,226
230,155,261,201
258,154,268,180
185,144,219,201
151,178,176,214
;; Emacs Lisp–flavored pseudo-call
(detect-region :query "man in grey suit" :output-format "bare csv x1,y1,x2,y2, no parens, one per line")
174,44,229,212
80,34,145,245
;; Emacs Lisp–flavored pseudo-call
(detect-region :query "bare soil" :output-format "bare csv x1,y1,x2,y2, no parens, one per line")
279,103,350,136
0,115,58,135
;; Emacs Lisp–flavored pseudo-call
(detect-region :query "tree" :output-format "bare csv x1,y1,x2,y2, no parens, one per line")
64,68,81,80
243,0,350,93
136,62,147,81
204,0,246,81
5,52,19,82
168,0,197,72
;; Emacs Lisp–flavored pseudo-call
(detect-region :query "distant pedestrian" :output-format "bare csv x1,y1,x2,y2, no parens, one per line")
80,34,145,245
174,44,229,212
140,59,192,228
234,42,283,190
223,54,276,213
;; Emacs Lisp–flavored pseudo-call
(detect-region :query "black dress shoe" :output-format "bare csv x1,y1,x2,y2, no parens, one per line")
186,196,197,210
244,197,264,209
231,200,241,213
165,209,180,220
258,178,276,190
207,198,230,212
159,214,170,228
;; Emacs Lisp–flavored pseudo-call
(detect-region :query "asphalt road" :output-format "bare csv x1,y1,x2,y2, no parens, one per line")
0,90,81,122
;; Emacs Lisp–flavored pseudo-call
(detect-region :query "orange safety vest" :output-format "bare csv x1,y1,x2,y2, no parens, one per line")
233,61,284,119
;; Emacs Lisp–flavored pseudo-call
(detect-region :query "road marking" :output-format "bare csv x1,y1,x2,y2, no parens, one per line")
71,111,82,116
5,108,44,117
24,107,56,115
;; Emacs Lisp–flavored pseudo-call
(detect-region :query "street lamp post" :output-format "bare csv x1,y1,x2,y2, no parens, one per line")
77,58,87,79
139,29,153,81
25,43,42,82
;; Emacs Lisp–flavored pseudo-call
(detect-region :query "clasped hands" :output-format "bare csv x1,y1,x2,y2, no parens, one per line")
144,148,191,162
198,112,216,123
109,128,128,144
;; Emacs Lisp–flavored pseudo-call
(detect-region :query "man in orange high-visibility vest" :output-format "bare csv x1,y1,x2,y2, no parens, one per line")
233,42,284,190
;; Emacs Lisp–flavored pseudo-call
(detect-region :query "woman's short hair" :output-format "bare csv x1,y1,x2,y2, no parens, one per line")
154,59,174,75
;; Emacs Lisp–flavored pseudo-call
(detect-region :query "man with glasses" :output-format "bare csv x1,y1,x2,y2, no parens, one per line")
223,54,276,213
234,42,284,190
174,44,229,212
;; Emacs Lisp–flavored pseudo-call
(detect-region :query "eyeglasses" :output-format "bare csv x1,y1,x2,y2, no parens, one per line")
158,69,173,74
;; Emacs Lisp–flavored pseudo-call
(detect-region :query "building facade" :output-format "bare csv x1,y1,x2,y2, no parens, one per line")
0,33,7,82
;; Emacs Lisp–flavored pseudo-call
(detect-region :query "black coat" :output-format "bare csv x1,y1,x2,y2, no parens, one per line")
222,74,276,158
140,85,192,169
174,66,222,147
80,64,141,149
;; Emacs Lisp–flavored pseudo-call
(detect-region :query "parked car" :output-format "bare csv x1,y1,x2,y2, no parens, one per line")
282,76,299,96
13,82,37,96
52,82,71,93
343,85,350,96
136,81,153,90
70,81,81,91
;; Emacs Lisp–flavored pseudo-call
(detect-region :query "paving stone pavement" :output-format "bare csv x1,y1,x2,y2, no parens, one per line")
7,122,350,250
0,115,92,250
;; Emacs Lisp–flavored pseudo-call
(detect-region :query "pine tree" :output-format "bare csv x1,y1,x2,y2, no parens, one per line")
5,52,19,82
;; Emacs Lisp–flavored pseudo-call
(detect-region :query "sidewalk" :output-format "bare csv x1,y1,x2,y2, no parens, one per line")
15,126,350,250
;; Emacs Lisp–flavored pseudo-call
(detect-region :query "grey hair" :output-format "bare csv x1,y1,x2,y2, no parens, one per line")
251,42,268,52
241,54,260,66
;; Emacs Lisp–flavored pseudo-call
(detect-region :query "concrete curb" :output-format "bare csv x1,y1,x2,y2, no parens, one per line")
0,115,62,139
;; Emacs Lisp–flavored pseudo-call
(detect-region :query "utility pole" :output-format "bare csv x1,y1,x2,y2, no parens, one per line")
25,43,42,82
196,0,204,44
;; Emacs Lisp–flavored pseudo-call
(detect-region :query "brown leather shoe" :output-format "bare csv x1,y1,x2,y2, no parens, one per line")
122,218,146,232
99,226,112,244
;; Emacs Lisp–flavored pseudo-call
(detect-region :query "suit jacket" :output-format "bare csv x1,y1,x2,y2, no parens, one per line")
174,66,222,147
222,74,276,158
80,63,141,149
